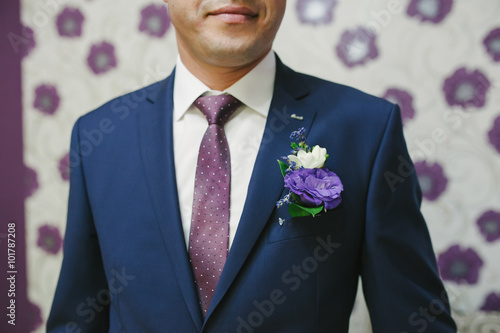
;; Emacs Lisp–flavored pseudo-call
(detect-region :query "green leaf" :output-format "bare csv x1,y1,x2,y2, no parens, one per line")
277,160,289,178
288,203,324,217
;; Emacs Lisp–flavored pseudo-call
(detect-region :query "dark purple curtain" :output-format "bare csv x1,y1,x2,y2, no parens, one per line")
1,0,31,332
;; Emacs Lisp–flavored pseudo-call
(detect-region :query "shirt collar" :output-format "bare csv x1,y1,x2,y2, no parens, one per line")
173,51,276,121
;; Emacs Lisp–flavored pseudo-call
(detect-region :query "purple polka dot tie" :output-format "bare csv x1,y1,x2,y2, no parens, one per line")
189,94,241,316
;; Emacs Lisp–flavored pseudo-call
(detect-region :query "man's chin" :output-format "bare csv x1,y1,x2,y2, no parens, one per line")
198,38,267,65
204,46,269,69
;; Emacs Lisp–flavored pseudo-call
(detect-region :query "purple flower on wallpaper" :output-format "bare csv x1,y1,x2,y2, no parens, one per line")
443,68,490,109
58,153,70,181
437,245,483,285
488,115,500,154
87,41,117,75
407,0,453,24
19,25,36,58
37,225,63,255
26,301,43,331
56,7,84,38
414,161,448,201
24,165,39,198
139,4,171,37
382,88,416,125
33,84,60,115
483,28,500,62
336,27,379,68
476,210,500,243
480,293,500,312
296,0,338,25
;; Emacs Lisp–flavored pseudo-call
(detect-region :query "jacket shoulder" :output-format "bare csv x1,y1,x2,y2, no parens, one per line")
288,69,398,131
77,74,172,126
300,71,394,112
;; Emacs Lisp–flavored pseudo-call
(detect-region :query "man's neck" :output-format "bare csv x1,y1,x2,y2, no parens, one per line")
177,48,271,91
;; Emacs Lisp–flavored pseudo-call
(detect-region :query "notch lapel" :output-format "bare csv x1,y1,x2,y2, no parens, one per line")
136,73,204,330
204,58,318,323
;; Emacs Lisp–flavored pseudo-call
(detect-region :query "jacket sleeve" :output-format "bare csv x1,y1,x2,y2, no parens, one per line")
47,118,110,332
361,105,457,332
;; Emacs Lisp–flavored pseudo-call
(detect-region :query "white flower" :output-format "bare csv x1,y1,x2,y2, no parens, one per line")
287,145,327,169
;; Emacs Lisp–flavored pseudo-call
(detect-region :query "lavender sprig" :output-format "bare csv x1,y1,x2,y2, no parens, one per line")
281,156,300,172
290,127,310,153
290,127,306,141
276,192,292,208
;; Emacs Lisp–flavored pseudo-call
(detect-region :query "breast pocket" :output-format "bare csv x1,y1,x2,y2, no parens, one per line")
267,202,345,243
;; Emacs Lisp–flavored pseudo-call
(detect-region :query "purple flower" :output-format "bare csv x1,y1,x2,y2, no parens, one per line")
33,84,60,115
488,115,500,154
56,7,84,38
480,293,500,312
483,28,500,62
336,27,379,68
87,41,117,75
26,302,43,331
414,161,448,201
37,225,63,255
437,245,483,285
58,153,70,181
19,25,36,58
443,67,490,109
284,167,343,210
24,165,39,198
139,4,171,37
382,88,416,125
296,0,338,25
476,210,500,243
407,0,453,24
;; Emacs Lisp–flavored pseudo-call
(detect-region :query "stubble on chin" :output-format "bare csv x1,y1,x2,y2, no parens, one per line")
200,35,270,69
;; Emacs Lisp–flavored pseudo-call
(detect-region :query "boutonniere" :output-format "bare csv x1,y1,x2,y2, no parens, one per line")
276,127,344,218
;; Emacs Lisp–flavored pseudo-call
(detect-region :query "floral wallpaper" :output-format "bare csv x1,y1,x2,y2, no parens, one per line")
20,0,499,332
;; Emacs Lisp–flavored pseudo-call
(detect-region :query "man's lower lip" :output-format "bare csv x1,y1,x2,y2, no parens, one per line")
210,13,255,24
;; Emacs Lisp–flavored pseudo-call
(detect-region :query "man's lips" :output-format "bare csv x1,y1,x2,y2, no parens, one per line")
208,6,258,23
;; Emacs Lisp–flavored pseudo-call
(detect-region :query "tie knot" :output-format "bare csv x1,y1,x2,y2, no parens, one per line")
194,94,241,126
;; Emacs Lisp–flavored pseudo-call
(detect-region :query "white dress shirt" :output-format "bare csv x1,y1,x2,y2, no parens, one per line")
173,51,276,250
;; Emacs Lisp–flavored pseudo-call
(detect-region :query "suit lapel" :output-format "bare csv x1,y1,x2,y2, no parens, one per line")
205,57,318,322
136,73,204,330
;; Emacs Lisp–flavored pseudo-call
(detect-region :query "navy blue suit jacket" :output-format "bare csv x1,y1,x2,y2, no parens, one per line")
47,56,456,332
